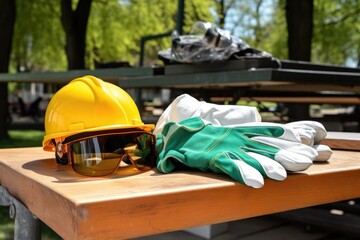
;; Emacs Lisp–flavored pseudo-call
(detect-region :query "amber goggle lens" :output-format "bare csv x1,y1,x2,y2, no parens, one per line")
63,132,156,177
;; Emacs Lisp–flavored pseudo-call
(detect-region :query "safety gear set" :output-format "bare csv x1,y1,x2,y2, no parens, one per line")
158,21,278,65
43,75,154,152
156,117,318,188
154,94,332,162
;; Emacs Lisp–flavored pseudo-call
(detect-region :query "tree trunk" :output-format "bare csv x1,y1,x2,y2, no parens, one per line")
61,0,92,70
0,0,16,140
285,0,314,121
218,0,225,28
286,0,313,61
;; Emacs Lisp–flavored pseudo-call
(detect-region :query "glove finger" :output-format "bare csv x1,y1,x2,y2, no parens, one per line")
286,121,327,145
246,152,287,181
292,127,316,145
275,149,313,171
251,136,318,160
211,152,264,188
239,122,302,142
313,144,332,162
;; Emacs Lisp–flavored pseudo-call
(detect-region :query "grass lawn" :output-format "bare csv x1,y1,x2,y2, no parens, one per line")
0,130,44,148
0,130,60,240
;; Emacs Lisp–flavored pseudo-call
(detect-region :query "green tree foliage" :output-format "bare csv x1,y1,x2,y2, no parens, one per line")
261,0,287,59
87,0,177,67
61,0,93,70
8,0,360,70
312,0,360,66
10,0,216,70
87,0,215,67
12,0,66,72
226,0,270,45
183,0,216,33
222,0,288,59
224,0,360,66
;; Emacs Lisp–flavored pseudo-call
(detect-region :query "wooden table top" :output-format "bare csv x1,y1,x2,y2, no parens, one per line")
0,147,359,239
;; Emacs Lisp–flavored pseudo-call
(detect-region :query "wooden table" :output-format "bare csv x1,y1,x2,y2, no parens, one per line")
0,139,360,239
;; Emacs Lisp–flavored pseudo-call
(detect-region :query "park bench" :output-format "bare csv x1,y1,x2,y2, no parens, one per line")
118,59,360,129
0,66,160,85
1,60,360,239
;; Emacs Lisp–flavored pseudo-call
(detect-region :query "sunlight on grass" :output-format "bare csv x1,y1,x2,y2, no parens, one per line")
0,207,13,240
0,130,44,148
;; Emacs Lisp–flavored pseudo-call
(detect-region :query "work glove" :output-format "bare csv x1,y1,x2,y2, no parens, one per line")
156,117,318,188
154,94,332,161
153,93,261,135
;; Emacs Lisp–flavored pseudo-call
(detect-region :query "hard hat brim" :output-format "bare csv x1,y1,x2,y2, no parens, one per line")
42,123,155,152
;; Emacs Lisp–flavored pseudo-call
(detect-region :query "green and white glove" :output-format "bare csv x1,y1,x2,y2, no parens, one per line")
154,94,332,162
156,117,318,188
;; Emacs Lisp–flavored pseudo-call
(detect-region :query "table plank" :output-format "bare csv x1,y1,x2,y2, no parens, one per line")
239,96,360,105
0,147,359,239
322,132,360,151
0,67,158,84
119,68,360,89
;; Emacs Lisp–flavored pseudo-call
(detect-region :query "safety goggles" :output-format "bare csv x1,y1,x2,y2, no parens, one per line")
54,130,156,177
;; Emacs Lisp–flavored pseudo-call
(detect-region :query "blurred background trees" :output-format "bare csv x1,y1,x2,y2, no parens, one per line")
1,0,360,140
0,0,15,140
6,0,360,72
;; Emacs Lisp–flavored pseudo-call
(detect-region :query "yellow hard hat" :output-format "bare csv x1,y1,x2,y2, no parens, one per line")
43,75,154,151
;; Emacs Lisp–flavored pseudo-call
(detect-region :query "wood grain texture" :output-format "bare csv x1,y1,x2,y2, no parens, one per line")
0,147,360,239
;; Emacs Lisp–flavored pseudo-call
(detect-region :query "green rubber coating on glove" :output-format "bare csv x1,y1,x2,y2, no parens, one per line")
156,117,284,185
